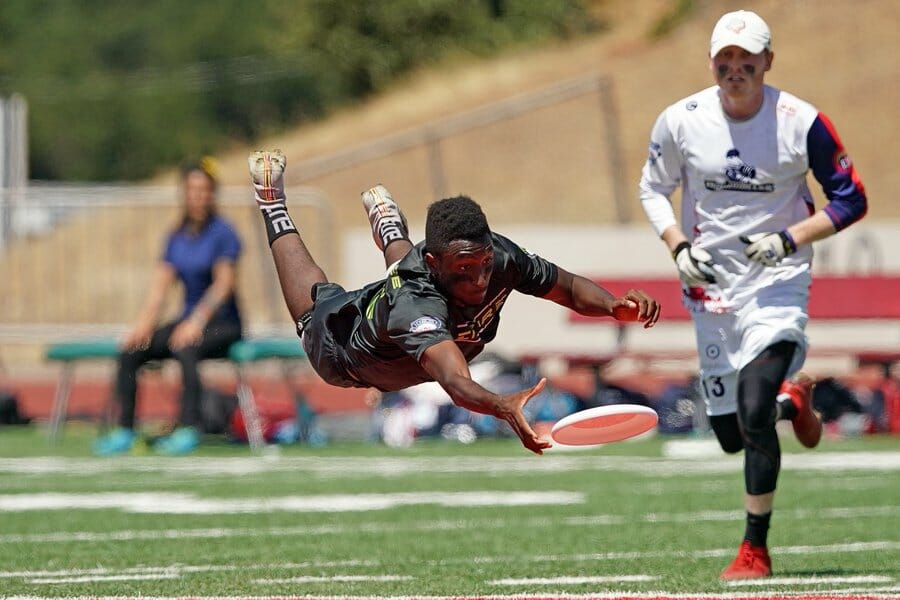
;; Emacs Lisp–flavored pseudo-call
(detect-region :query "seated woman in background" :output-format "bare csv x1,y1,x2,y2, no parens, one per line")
94,158,243,456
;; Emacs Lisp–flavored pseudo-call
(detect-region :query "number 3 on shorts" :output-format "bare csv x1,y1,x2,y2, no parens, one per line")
702,375,726,399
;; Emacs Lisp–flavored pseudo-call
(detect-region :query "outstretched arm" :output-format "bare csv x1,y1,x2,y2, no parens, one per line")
541,267,661,328
420,340,551,455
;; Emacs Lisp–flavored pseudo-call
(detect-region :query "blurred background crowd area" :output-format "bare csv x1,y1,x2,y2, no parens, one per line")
1,0,898,440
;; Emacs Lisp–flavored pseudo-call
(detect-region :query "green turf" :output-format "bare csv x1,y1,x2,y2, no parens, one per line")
0,423,897,597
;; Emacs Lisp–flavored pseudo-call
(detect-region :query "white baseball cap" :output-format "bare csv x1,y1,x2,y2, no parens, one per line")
709,10,772,57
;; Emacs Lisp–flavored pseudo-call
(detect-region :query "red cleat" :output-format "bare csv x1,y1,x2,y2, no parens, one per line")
779,373,822,448
720,540,772,580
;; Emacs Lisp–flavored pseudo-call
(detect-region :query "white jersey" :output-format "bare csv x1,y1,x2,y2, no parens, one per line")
640,84,822,313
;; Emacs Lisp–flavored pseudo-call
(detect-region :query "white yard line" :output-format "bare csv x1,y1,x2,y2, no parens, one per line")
0,491,584,514
27,573,180,584
1,507,896,544
0,451,896,478
567,505,898,525
0,561,373,579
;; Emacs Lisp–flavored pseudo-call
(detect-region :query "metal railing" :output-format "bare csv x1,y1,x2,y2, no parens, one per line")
0,185,333,343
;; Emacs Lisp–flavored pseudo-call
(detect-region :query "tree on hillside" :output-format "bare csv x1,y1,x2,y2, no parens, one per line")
0,0,595,181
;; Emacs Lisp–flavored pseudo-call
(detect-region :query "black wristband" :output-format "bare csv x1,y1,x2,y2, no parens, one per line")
259,202,298,246
672,241,691,261
779,230,797,254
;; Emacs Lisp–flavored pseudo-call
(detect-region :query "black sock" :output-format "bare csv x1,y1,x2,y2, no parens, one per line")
776,395,798,421
744,511,771,547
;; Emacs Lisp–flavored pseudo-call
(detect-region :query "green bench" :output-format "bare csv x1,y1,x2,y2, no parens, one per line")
45,336,308,452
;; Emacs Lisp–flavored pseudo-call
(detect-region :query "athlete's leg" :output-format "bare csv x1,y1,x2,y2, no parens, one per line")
360,184,412,268
709,413,743,453
737,340,795,498
249,150,327,324
733,340,796,555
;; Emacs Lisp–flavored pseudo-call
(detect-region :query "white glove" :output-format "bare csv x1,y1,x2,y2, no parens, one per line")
740,231,796,267
248,150,287,206
673,242,717,286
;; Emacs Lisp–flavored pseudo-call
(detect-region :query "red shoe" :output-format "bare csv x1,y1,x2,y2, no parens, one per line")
720,540,772,580
779,373,822,449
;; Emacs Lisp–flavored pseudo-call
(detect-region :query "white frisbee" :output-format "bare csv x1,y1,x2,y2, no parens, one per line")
550,404,658,446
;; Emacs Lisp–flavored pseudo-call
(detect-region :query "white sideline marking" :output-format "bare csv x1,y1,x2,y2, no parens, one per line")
255,575,412,583
0,451,897,477
489,575,657,585
724,574,894,587
0,490,584,514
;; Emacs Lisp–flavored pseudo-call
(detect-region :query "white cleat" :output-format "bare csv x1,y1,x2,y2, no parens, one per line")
248,150,286,204
361,183,409,251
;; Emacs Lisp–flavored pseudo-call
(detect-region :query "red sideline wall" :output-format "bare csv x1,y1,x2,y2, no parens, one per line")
8,373,371,424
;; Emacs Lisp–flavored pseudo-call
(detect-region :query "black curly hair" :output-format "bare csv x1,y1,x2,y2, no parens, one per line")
425,195,491,254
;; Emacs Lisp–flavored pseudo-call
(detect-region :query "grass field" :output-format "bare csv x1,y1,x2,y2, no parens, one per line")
0,424,898,599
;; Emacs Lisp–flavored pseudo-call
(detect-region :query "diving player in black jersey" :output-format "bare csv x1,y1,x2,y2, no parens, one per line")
249,150,661,454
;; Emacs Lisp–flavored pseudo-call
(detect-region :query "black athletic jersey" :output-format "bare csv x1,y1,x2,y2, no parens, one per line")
333,232,557,392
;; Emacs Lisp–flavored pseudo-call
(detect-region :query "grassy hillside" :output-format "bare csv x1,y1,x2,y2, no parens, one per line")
210,0,897,227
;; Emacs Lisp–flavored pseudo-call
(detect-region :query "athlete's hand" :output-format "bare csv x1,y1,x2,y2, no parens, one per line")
248,150,287,206
612,289,661,329
741,231,796,267
673,242,717,286
497,378,552,455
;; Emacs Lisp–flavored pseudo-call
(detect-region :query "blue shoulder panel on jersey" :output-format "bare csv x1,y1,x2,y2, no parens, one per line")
807,113,867,230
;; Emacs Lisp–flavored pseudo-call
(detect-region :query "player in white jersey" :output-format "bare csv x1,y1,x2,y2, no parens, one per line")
639,10,867,580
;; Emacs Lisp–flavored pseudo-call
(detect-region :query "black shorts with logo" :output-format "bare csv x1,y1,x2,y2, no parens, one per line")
299,282,365,389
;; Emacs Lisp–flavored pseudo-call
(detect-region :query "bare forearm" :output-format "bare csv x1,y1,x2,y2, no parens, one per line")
786,211,838,247
187,262,236,327
440,373,503,416
568,275,619,316
660,225,689,254
136,265,174,326
544,268,617,317
189,284,229,327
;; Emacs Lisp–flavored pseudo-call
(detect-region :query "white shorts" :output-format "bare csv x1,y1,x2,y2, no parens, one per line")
692,302,809,417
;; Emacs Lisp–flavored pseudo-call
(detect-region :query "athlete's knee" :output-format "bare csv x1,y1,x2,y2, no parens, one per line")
710,413,743,453
738,400,776,435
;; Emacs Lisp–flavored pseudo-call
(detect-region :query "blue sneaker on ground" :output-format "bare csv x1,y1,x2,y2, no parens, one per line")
154,426,200,456
93,427,136,456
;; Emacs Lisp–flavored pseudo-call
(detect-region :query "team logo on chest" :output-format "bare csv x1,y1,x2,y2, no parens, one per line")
704,148,774,192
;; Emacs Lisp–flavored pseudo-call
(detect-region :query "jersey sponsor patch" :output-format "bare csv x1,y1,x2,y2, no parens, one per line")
834,150,852,173
410,316,442,333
